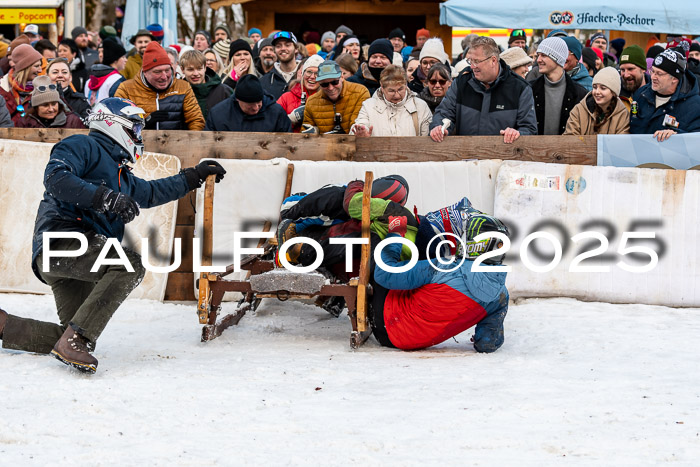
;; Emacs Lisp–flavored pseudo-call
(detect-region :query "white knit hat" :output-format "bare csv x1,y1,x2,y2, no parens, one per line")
537,37,568,68
419,38,449,64
302,54,324,73
500,47,533,70
592,66,621,96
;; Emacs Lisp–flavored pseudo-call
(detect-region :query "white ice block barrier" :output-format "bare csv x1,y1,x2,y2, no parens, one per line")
0,139,180,301
194,158,502,300
494,161,700,306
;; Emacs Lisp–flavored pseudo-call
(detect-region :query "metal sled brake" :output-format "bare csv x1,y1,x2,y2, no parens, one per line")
196,164,374,349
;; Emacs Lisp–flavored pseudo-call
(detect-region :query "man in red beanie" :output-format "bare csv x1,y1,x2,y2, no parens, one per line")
416,28,430,49
115,42,205,130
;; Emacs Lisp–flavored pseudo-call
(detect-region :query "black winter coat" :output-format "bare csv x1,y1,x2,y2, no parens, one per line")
205,93,292,132
531,73,587,135
59,85,91,122
31,131,191,281
260,66,291,100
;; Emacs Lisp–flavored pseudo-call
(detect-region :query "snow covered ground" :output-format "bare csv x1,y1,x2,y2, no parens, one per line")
1,293,699,465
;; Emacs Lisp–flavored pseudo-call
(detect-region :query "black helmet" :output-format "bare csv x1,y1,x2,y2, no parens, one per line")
372,174,409,206
460,214,510,265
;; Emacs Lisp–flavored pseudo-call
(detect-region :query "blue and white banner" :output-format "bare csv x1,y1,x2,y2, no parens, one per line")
122,0,179,49
597,134,700,169
440,0,700,34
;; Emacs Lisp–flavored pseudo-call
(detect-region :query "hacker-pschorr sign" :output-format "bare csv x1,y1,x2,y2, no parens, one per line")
549,11,657,28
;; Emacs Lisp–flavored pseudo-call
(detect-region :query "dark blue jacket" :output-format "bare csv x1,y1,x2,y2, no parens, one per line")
630,71,700,134
204,93,292,132
260,66,291,101
32,131,191,281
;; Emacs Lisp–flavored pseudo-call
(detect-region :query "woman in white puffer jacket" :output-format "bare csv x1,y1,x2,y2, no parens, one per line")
351,65,432,137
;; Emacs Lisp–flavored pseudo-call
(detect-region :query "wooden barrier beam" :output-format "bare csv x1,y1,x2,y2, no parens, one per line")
0,128,598,301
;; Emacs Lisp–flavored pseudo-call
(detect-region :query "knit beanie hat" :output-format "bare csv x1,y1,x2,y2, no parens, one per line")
388,28,406,42
248,28,262,37
71,26,88,40
302,54,324,73
321,31,335,44
194,30,211,44
10,44,43,72
368,38,394,62
147,24,164,43
212,39,230,62
562,36,582,60
31,75,60,107
691,42,700,55
416,29,430,40
667,38,691,59
258,38,273,51
537,37,568,67
646,45,664,59
547,29,568,38
228,39,252,61
652,49,686,81
102,37,127,66
306,31,321,45
610,38,626,57
99,25,118,40
592,67,621,96
215,24,231,38
235,74,264,103
619,45,646,70
500,46,532,69
419,38,448,64
589,32,607,46
591,46,604,62
142,41,171,72
508,29,527,46
581,47,598,70
8,34,30,55
335,25,353,36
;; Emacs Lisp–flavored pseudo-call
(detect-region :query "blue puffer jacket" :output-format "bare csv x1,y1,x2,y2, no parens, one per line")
204,93,292,132
630,71,700,134
31,131,191,281
570,64,593,91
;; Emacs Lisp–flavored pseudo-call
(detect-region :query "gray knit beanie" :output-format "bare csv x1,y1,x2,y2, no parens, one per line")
537,37,568,68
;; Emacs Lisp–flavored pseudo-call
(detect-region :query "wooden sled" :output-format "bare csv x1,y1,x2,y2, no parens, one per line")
196,164,374,349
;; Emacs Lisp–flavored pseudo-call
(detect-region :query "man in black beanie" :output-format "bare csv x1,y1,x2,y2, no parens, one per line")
630,49,700,141
348,38,394,95
86,38,127,103
204,74,291,132
388,28,406,53
72,26,100,69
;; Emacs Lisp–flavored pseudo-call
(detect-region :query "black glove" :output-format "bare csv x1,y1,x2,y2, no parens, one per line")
183,160,227,190
93,186,140,223
144,110,169,129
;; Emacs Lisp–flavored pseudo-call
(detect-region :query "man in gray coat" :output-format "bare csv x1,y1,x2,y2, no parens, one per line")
0,95,13,127
430,36,536,144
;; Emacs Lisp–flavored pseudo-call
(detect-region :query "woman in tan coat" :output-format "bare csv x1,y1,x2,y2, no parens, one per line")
564,67,630,135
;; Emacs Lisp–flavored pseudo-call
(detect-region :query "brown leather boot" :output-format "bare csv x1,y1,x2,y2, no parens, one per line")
0,308,7,339
51,326,98,374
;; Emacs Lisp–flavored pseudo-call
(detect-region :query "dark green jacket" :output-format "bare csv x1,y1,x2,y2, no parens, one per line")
190,68,233,120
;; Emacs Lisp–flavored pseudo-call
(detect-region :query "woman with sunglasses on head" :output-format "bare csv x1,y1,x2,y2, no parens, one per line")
418,64,452,113
46,58,91,122
58,38,89,92
14,75,85,129
0,44,43,123
277,56,323,132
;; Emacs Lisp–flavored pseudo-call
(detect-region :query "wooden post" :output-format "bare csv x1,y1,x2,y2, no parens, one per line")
356,171,374,333
197,175,216,324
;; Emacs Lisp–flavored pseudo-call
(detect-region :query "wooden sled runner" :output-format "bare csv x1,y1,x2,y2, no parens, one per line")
196,164,374,349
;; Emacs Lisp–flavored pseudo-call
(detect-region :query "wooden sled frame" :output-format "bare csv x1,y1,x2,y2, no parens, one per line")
196,164,374,349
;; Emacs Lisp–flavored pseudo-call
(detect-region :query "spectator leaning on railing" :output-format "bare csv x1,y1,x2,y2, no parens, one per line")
351,64,432,137
430,36,536,144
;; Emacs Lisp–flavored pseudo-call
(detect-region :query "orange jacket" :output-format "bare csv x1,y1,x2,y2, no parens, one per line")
115,74,205,131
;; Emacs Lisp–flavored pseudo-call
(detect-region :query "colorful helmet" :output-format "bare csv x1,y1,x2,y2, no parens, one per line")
372,175,409,205
460,214,510,265
87,97,146,163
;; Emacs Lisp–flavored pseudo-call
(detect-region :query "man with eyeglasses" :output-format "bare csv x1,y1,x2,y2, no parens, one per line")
430,36,536,144
630,49,700,142
530,37,587,135
303,60,370,134
260,31,300,100
115,42,205,130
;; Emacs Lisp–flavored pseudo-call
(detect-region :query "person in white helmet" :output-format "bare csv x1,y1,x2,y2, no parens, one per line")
0,97,226,374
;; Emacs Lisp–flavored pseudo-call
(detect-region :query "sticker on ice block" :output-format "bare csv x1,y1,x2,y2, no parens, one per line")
513,174,561,191
565,176,587,195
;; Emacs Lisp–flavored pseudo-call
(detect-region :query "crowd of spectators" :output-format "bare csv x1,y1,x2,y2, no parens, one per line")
2,20,699,142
